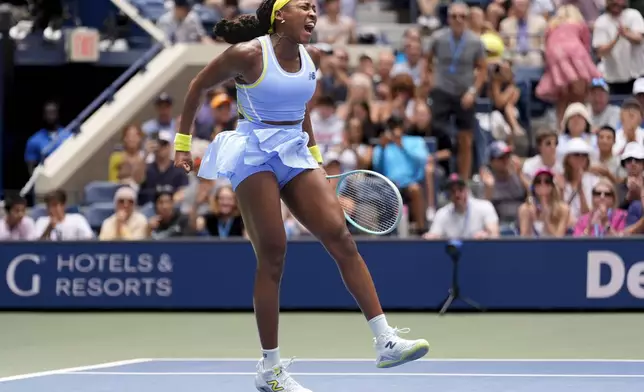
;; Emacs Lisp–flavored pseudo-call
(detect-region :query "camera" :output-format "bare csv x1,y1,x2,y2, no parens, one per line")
445,239,462,259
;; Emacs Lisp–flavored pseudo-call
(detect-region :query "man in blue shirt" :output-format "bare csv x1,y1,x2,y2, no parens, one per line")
372,118,429,233
142,93,177,138
24,102,72,174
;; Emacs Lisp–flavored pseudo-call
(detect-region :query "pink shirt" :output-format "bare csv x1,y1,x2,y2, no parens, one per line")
0,217,37,240
573,209,628,237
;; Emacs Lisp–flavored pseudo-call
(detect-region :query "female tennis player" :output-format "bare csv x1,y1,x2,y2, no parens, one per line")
173,1,429,390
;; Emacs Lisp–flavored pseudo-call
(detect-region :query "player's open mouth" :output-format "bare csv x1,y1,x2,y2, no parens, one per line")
304,23,315,33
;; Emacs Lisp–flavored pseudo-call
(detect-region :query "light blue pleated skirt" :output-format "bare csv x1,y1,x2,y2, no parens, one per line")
197,120,319,189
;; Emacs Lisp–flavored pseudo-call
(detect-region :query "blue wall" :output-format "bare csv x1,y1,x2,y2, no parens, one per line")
1,239,643,310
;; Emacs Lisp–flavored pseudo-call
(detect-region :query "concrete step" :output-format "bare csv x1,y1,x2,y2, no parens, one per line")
355,9,398,23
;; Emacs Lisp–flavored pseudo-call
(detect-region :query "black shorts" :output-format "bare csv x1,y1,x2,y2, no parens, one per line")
430,88,476,132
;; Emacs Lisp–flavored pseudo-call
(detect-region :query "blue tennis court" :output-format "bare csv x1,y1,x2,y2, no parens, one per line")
2,358,643,391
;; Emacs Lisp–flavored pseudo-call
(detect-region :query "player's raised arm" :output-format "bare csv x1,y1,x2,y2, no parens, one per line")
177,43,256,137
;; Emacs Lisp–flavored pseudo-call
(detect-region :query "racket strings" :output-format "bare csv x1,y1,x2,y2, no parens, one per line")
337,172,401,234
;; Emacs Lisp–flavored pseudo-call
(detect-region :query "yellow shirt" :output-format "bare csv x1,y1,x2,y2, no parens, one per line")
108,152,124,183
99,212,148,240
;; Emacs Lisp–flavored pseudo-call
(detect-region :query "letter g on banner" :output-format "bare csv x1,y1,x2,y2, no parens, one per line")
6,254,41,297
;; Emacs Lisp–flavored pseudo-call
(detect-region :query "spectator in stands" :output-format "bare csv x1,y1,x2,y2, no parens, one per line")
98,186,148,240
417,0,441,31
556,103,597,161
311,95,345,154
373,50,395,96
372,116,429,233
390,39,425,86
488,57,524,144
479,141,526,224
108,124,146,189
0,195,36,240
142,93,176,139
194,90,217,140
573,179,628,236
536,5,601,125
593,0,644,95
238,0,262,14
522,128,563,182
148,188,195,239
138,130,189,205
427,1,487,179
560,138,601,225
625,187,644,233
35,190,94,240
423,173,500,239
485,1,506,32
356,54,375,80
196,184,245,238
380,73,417,127
337,73,377,121
319,48,350,102
613,98,644,156
468,6,485,36
210,93,237,140
406,101,452,220
617,142,644,209
518,168,569,237
348,100,377,143
499,0,546,68
591,125,627,184
315,0,356,45
588,78,621,131
24,101,71,174
632,78,644,122
337,117,372,170
156,0,212,43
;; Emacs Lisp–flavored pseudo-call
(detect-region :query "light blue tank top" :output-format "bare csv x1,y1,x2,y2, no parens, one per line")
236,35,317,124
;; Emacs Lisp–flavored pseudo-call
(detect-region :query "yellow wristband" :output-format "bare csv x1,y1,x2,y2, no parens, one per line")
308,145,323,164
174,133,192,152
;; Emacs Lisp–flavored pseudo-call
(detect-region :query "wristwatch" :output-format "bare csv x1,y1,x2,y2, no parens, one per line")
467,86,477,96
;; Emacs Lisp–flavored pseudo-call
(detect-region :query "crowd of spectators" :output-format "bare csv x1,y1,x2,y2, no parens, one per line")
3,0,644,241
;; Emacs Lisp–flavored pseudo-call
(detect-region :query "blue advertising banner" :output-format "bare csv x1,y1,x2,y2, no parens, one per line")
1,240,643,310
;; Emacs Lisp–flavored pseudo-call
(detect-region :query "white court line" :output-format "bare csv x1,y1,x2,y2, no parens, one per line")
0,358,152,383
64,371,644,378
147,357,644,363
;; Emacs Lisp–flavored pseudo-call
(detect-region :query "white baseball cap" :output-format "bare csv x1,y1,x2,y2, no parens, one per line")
633,77,644,94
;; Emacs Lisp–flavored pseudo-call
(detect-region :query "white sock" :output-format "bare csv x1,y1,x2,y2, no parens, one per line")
262,347,281,369
368,314,391,338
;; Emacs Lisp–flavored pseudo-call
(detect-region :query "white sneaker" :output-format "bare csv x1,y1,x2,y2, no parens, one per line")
374,327,430,368
255,358,312,392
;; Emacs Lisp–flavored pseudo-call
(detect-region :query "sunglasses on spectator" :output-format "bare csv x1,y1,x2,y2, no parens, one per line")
449,13,466,20
570,153,588,158
623,158,644,164
534,177,553,185
592,190,614,197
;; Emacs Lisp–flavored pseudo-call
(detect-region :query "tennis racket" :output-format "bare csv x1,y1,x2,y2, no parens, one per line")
326,170,404,235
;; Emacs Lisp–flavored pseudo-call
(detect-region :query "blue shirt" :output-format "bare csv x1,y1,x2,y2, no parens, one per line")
372,135,428,188
142,118,176,137
626,200,643,227
24,127,72,164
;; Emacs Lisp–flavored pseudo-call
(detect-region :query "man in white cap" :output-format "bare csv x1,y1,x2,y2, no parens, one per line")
99,186,148,240
618,142,644,210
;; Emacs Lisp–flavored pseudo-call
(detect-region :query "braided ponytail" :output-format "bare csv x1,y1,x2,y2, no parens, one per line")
214,0,277,44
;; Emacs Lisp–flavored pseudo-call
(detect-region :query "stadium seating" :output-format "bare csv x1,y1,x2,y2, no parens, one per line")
85,202,116,231
83,181,123,205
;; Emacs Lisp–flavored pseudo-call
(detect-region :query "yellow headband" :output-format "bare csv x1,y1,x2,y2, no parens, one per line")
268,0,291,33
